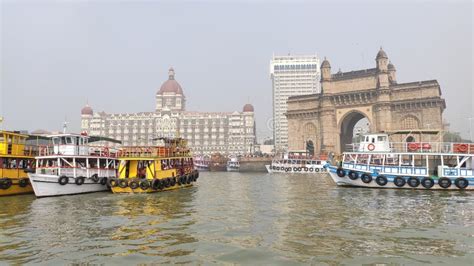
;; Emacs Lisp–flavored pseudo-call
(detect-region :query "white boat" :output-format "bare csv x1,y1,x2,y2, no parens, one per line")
194,155,210,171
226,156,240,172
324,133,474,190
265,150,327,174
28,133,120,197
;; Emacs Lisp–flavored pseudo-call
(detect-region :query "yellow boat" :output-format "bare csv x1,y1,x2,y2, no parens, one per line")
0,130,36,196
110,138,198,193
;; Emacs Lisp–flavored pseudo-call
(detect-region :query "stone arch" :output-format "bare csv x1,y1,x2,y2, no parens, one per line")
338,110,372,152
400,115,420,129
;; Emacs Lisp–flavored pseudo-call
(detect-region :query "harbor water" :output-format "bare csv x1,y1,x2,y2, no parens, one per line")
0,172,473,265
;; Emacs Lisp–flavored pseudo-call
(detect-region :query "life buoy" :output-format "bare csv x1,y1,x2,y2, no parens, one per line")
438,177,451,189
139,179,150,190
129,180,139,189
454,178,469,189
75,176,85,185
367,143,375,151
361,173,372,183
458,144,468,153
118,179,128,188
58,176,69,186
336,168,345,177
19,178,29,188
408,142,419,151
100,177,108,185
375,175,388,186
91,174,99,183
393,176,406,187
421,177,434,189
348,171,358,180
407,177,420,187
0,178,12,190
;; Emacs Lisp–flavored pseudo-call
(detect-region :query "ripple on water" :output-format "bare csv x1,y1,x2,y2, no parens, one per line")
0,172,473,264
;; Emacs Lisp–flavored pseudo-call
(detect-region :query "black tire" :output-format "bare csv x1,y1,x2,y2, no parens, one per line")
304,167,308,172
186,175,191,184
375,175,388,186
315,168,320,173
454,178,468,189
100,177,108,186
151,179,162,190
293,167,298,172
361,173,372,183
108,178,118,187
309,168,314,172
139,179,150,190
438,177,451,189
58,176,69,186
337,168,345,178
118,179,128,188
91,174,99,183
0,178,12,190
129,179,139,189
421,177,434,189
348,171,358,180
394,176,406,187
285,168,289,172
163,178,170,187
18,178,29,188
177,176,182,185
407,177,420,188
75,176,85,185
170,177,176,186
195,171,199,179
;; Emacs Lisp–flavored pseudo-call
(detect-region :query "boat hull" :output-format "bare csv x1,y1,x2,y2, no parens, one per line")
266,164,327,174
28,174,109,197
325,165,474,190
226,167,239,172
0,180,33,197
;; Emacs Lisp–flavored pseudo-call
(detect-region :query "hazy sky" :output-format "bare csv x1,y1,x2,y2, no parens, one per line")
1,0,473,141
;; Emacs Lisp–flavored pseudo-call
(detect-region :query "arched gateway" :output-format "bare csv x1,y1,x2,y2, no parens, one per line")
286,48,445,153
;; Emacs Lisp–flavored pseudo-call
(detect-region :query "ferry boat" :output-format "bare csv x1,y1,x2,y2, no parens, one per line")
0,131,36,196
109,138,198,193
194,155,210,171
324,133,474,190
28,133,120,197
265,150,327,174
226,156,240,172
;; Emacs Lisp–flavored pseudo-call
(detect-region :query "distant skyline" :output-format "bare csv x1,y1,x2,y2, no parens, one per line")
1,0,472,141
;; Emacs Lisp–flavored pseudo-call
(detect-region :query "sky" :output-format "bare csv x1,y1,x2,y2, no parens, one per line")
1,0,473,141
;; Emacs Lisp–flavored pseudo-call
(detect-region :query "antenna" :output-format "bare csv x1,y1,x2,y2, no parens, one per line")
63,117,69,134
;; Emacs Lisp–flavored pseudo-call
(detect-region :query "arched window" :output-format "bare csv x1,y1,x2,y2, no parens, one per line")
400,115,420,130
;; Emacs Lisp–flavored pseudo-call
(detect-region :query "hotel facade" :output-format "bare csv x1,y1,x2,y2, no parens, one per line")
81,68,256,155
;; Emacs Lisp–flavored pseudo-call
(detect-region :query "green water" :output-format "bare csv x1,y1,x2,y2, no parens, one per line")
0,172,473,265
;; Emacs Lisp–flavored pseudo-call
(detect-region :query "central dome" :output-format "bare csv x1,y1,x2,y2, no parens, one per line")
157,67,184,95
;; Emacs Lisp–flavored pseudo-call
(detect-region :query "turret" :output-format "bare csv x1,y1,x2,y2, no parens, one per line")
376,48,389,88
388,61,397,84
320,57,331,82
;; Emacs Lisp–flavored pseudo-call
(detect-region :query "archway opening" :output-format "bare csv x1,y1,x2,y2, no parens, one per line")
340,112,370,152
306,140,314,157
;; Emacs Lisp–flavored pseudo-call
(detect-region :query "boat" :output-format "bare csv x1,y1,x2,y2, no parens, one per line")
0,130,36,196
226,156,240,172
28,133,120,197
209,153,227,171
109,137,198,193
324,133,474,190
194,155,210,171
265,150,327,174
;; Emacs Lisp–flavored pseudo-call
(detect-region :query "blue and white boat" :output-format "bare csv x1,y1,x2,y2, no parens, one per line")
324,133,474,190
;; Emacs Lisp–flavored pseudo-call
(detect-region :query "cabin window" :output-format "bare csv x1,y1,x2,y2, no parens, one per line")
0,134,4,143
53,138,60,145
7,136,12,144
66,137,74,145
377,136,386,142
61,137,67,144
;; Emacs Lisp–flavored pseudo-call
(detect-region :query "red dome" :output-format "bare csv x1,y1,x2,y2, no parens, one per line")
157,67,184,95
81,104,93,115
243,104,254,112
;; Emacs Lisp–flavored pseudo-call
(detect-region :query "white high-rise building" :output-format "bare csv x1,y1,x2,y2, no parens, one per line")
270,54,321,151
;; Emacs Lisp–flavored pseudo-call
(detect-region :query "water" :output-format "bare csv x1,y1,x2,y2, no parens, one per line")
1,172,473,265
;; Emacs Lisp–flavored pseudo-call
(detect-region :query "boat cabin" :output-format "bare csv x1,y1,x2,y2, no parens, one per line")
0,131,33,156
50,134,90,156
357,134,391,152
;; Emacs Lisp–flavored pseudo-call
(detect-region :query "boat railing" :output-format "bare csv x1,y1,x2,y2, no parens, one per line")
38,145,119,157
117,146,192,158
346,142,474,154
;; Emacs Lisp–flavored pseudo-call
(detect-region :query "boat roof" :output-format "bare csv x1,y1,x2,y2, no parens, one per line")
0,130,29,138
28,133,121,144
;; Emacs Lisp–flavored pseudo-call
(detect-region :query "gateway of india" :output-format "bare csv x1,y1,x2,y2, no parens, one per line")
81,68,256,155
286,48,446,153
